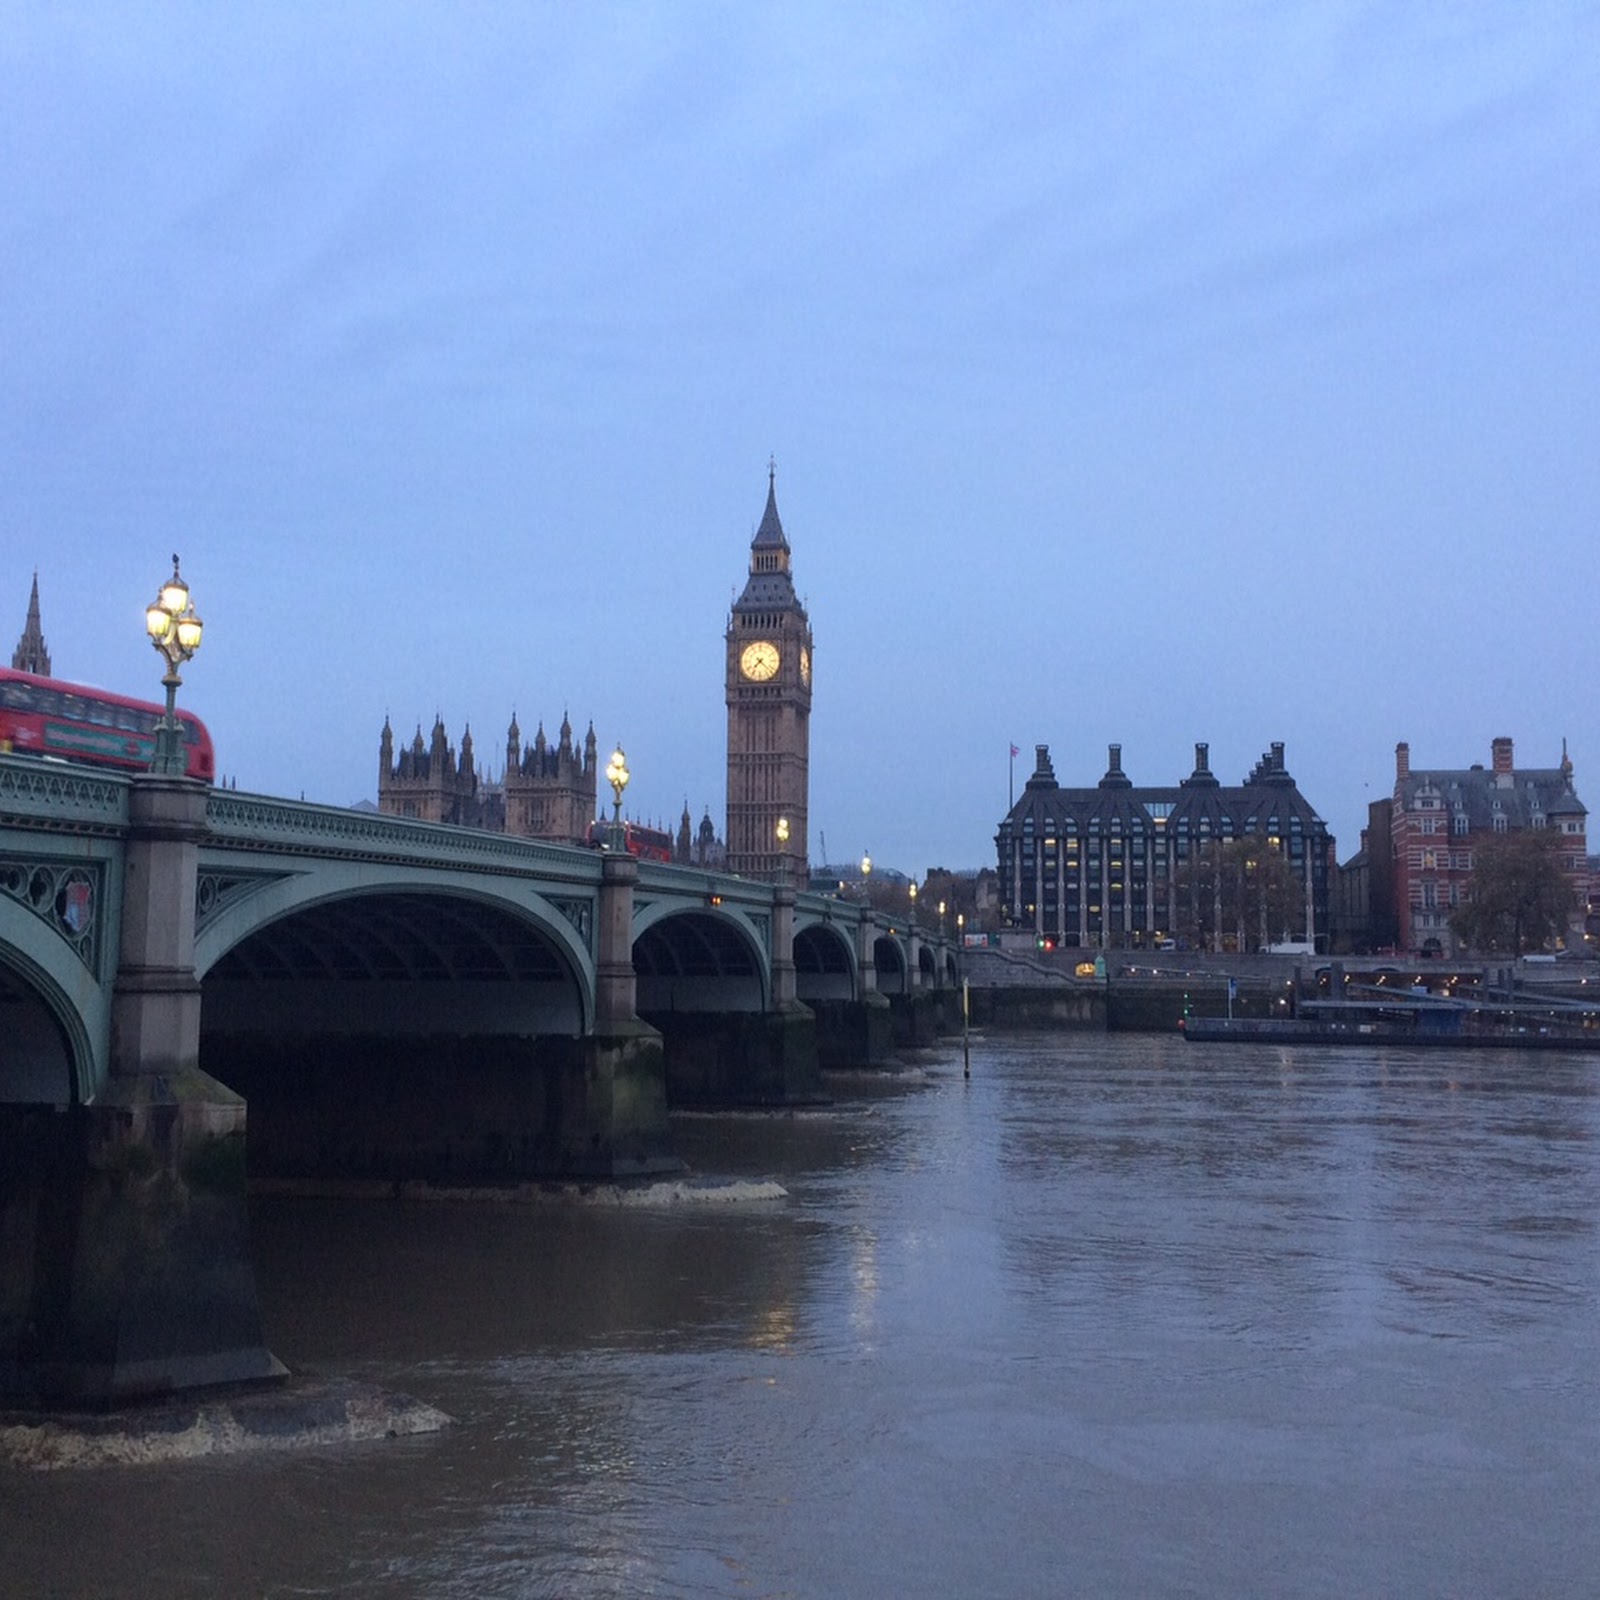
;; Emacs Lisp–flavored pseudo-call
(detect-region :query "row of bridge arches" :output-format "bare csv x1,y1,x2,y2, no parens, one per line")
0,886,947,1105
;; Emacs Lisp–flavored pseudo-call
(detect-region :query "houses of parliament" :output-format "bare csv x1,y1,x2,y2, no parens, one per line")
377,466,814,880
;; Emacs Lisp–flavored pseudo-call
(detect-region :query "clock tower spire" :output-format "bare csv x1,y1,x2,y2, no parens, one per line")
726,463,812,881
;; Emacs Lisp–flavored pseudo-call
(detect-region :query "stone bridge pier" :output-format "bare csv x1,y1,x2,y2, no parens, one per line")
11,776,283,1406
806,909,893,1069
574,851,680,1173
640,882,830,1106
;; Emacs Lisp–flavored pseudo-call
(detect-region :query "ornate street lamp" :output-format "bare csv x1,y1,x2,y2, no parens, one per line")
938,899,947,936
860,852,872,902
144,553,204,776
909,879,919,925
775,816,790,886
605,744,629,850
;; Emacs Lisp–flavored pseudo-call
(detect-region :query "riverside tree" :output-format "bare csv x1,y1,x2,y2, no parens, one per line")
1173,834,1301,953
1449,827,1575,954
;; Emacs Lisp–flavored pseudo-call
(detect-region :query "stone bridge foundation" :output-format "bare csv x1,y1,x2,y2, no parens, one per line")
647,1005,826,1107
809,994,894,1070
890,989,945,1049
1,777,283,1407
199,1027,680,1184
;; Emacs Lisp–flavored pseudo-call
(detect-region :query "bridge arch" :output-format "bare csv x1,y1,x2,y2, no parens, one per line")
0,941,88,1105
631,904,767,1014
0,900,99,1103
198,882,594,1042
874,933,909,996
195,867,596,1030
795,918,858,1001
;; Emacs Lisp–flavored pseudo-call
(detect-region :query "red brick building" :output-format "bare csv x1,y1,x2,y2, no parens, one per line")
1384,737,1589,957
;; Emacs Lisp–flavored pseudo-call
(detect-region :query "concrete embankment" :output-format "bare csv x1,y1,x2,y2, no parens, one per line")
960,948,1105,1030
961,948,1296,1034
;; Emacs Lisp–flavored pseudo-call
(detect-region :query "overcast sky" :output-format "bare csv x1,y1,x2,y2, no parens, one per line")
4,3,1596,877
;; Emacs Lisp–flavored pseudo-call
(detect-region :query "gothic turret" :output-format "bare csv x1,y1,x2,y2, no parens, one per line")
12,572,50,676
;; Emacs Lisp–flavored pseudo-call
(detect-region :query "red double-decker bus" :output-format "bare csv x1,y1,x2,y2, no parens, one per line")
584,819,674,862
0,668,216,783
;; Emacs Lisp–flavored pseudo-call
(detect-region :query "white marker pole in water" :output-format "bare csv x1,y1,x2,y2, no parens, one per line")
962,978,971,1078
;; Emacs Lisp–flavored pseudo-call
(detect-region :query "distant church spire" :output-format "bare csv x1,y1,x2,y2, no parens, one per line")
12,571,50,676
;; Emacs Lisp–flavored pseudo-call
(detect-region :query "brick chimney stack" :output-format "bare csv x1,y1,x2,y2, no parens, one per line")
1491,736,1514,775
1395,741,1410,782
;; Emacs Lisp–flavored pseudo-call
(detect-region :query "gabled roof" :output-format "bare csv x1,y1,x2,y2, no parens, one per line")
1401,765,1587,828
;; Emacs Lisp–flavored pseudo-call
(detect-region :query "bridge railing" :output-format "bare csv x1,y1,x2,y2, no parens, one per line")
0,753,130,832
204,791,605,883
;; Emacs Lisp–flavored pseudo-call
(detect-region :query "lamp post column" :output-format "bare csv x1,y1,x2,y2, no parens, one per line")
771,883,797,1009
596,850,640,1028
857,906,879,996
110,775,209,1078
771,816,796,1006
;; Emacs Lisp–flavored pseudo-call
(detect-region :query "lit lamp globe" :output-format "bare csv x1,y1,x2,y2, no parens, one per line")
144,553,204,776
604,745,630,848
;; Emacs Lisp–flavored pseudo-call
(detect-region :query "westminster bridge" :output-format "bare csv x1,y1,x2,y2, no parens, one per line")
0,757,960,1405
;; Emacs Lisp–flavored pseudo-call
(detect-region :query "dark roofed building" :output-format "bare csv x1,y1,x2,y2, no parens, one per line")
996,740,1334,952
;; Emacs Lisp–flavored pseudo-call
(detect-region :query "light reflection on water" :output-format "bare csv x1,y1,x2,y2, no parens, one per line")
5,1032,1600,1599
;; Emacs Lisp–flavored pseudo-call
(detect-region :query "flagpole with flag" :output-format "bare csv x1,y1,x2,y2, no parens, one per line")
1009,742,1019,810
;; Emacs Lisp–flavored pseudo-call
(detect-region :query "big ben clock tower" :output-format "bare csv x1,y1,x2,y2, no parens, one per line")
726,463,813,882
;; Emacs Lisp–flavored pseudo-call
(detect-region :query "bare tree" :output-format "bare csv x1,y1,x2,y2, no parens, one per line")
1450,828,1575,954
1174,835,1300,952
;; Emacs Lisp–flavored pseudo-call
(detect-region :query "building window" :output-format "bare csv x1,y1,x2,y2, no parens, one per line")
1493,815,1508,833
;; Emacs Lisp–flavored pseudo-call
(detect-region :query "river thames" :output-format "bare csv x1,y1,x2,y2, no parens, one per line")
5,1031,1599,1598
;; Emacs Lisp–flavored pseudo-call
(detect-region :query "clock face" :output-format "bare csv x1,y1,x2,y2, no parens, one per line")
800,646,811,685
740,640,780,681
